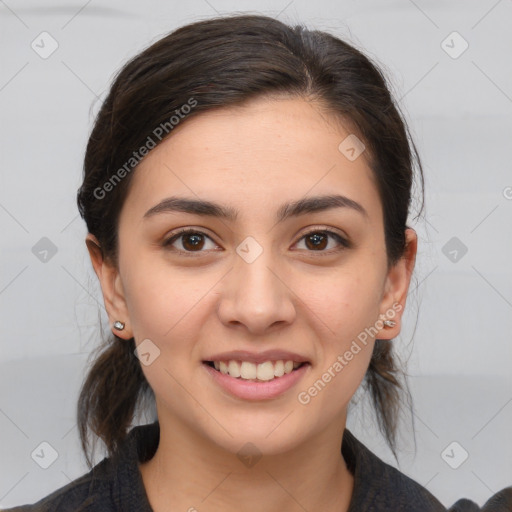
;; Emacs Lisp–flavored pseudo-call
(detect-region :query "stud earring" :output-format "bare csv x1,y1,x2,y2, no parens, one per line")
383,320,396,328
113,320,125,331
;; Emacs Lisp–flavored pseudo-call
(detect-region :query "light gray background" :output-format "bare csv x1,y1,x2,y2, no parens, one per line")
1,0,511,509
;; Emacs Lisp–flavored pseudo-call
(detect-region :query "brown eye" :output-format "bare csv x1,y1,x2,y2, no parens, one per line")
163,227,349,256
163,229,217,253
295,230,350,252
305,232,328,250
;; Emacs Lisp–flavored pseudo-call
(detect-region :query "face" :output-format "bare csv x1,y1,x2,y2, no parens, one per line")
89,95,416,456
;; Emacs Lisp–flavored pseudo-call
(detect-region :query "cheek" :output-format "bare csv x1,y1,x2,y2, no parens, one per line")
121,263,210,396
301,266,383,343
297,272,378,413
120,249,216,341
298,267,381,398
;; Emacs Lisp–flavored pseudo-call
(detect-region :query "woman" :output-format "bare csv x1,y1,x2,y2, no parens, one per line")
4,13,511,512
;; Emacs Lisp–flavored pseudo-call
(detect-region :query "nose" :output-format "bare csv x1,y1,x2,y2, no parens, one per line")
216,245,296,335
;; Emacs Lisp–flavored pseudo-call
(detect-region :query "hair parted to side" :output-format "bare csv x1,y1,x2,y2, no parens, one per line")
76,13,424,469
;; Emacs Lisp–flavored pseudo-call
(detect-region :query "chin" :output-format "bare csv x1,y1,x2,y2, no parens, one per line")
203,420,308,458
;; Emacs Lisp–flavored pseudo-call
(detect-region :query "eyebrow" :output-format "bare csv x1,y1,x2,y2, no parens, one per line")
143,194,368,222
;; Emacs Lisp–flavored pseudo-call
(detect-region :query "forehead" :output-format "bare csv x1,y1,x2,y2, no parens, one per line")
122,96,382,225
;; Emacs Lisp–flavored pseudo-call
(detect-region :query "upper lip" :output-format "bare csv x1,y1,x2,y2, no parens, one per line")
204,350,310,365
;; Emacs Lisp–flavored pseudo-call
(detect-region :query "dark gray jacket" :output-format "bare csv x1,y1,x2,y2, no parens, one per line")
3,422,511,511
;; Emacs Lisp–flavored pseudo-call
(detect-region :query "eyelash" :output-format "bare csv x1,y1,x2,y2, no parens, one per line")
162,227,350,256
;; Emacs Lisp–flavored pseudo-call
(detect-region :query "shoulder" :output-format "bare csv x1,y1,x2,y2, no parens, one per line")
357,452,446,511
343,429,446,511
1,422,158,512
0,459,113,512
343,429,512,512
446,486,512,511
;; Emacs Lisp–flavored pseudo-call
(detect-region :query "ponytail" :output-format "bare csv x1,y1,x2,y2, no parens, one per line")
365,339,411,461
77,335,151,468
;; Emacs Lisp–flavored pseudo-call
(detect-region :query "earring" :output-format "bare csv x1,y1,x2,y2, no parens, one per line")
113,320,125,331
383,320,396,328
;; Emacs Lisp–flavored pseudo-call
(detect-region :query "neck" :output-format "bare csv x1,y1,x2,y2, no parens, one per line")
139,411,354,512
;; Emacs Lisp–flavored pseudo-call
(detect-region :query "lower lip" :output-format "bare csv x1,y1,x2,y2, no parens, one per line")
203,362,310,400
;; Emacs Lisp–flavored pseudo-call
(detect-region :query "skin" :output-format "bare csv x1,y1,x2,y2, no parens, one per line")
87,95,417,512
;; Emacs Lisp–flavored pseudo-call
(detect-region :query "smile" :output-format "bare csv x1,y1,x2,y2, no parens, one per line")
202,360,311,400
204,359,306,381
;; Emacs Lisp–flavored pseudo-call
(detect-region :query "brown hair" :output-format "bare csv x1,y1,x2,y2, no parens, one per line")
77,13,423,468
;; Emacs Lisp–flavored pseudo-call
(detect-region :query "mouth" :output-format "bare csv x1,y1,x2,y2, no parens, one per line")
202,360,310,382
202,359,311,400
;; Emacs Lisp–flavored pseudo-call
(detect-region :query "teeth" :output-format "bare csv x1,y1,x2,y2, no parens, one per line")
240,361,257,379
211,359,304,381
228,360,241,378
256,361,274,381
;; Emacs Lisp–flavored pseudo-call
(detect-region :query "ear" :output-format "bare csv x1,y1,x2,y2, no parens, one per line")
375,228,418,339
85,233,133,339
